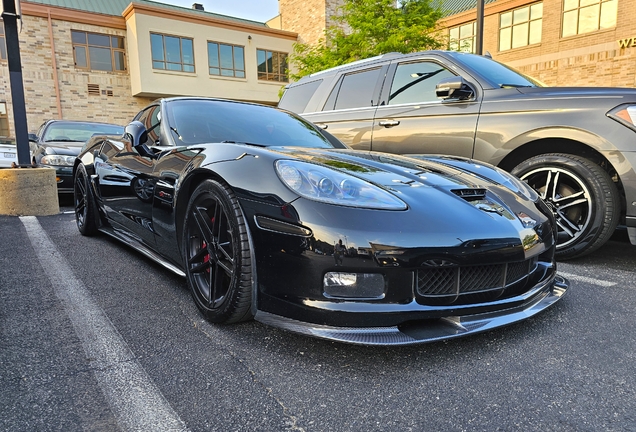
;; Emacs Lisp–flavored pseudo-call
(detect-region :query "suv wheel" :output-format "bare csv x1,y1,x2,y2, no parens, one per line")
512,153,620,260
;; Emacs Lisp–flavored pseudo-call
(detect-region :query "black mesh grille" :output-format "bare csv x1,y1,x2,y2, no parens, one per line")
506,261,528,285
417,267,456,295
416,258,539,304
459,264,504,292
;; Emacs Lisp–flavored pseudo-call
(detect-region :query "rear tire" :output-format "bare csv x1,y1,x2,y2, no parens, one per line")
511,153,620,260
74,164,99,236
182,179,253,323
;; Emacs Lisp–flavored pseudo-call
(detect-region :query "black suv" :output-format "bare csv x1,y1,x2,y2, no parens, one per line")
279,50,636,259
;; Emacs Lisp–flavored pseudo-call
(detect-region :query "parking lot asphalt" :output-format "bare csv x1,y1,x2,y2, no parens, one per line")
1,209,635,431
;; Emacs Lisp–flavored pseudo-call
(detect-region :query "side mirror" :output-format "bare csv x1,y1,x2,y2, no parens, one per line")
436,76,474,100
28,133,37,143
124,121,155,159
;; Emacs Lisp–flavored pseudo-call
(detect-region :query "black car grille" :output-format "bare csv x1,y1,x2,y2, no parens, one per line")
416,257,539,305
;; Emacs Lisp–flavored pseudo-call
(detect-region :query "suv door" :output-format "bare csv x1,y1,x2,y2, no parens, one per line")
301,65,387,150
370,58,481,157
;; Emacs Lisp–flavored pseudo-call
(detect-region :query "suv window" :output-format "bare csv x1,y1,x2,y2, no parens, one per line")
279,79,322,113
388,61,455,105
325,67,382,111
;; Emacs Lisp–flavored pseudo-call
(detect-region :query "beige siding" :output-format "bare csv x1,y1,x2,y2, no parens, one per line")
127,11,295,104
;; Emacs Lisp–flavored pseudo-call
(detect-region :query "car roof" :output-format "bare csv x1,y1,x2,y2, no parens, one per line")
291,50,460,84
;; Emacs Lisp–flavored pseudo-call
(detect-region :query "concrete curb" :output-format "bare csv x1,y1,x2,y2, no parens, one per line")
0,168,60,216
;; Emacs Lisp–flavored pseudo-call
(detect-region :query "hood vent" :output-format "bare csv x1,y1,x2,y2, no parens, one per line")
452,188,487,201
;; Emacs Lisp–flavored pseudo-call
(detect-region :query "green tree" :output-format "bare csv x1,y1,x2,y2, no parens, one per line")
290,0,444,81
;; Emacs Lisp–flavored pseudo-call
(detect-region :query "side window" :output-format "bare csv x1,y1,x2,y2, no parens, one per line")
72,30,126,72
0,23,6,60
279,79,323,113
328,68,382,111
0,102,9,137
150,33,194,73
388,61,455,105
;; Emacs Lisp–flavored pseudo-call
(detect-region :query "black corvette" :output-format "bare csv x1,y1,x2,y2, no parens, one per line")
73,97,569,345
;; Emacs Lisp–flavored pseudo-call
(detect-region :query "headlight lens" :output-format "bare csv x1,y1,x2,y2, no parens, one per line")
607,104,636,131
41,155,75,166
276,160,407,210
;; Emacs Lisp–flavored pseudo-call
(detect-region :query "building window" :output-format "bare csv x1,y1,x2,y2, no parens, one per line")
500,3,543,51
0,102,9,137
0,24,6,60
150,33,195,73
562,0,617,38
72,30,125,71
449,22,476,53
257,49,288,82
208,42,245,78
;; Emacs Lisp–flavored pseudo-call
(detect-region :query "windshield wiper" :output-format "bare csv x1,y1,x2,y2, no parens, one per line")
44,139,82,142
221,140,267,147
499,83,533,88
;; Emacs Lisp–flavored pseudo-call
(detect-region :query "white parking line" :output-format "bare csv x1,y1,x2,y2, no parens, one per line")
558,271,617,287
20,216,188,432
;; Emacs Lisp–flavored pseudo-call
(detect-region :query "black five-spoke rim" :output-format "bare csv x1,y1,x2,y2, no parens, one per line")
186,196,236,309
520,167,592,248
74,170,88,228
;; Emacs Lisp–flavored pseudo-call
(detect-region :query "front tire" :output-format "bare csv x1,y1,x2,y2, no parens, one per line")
74,164,99,236
182,179,253,323
511,153,620,259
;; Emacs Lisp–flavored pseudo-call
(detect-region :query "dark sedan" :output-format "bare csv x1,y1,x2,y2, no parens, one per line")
31,120,123,193
73,97,568,345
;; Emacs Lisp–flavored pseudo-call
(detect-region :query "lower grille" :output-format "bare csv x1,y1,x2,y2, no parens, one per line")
416,257,539,304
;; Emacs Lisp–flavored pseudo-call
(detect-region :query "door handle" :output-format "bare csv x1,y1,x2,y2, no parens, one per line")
378,120,400,128
315,123,328,129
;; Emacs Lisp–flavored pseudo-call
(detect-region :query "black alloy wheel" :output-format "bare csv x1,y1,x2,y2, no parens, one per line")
512,153,620,259
183,179,253,323
74,163,99,236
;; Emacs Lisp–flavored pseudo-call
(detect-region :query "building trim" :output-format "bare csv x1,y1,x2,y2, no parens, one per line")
22,2,127,29
46,9,62,119
122,3,298,41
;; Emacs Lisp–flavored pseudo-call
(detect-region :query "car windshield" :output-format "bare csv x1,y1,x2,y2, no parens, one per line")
168,99,336,148
450,52,544,88
43,122,124,143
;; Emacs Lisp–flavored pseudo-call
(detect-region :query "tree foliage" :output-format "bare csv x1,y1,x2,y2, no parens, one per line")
290,0,445,81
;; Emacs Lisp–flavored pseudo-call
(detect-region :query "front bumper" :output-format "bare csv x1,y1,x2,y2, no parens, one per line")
255,274,569,346
38,165,74,193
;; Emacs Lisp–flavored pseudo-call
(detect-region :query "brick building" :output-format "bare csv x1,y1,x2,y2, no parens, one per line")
441,0,636,88
0,0,297,139
269,0,636,88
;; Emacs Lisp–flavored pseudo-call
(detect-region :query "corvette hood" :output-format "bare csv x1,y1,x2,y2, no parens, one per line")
271,147,517,194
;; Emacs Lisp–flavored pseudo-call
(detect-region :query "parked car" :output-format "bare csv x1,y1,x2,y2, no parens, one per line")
31,120,124,193
0,140,18,168
278,50,636,259
73,97,568,345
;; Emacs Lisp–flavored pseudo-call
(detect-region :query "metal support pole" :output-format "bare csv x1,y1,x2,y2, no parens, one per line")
475,0,484,55
2,0,30,166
